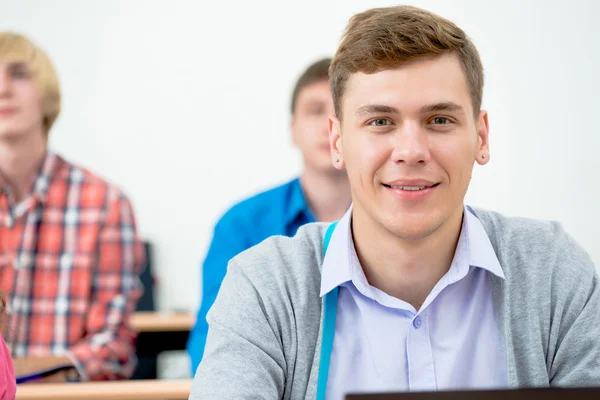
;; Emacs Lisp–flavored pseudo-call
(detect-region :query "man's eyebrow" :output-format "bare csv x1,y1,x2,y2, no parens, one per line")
7,61,28,69
302,99,325,106
355,102,465,117
420,102,465,114
355,104,400,117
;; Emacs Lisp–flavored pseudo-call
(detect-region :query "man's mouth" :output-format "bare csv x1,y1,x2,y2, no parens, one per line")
382,183,440,191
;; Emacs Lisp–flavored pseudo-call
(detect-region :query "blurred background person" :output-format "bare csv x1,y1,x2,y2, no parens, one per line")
186,57,351,374
0,32,145,381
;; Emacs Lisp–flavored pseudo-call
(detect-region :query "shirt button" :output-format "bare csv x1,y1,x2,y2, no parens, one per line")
413,316,422,329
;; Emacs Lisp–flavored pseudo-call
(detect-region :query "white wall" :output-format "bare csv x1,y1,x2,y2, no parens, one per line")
1,0,598,312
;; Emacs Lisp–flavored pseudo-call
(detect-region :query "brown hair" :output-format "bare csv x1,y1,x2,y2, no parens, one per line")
0,32,61,133
290,57,331,114
330,5,484,119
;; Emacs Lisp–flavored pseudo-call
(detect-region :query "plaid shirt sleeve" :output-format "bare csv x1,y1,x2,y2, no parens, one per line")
68,193,145,380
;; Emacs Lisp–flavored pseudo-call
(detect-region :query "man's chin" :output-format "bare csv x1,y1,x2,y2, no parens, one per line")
381,213,442,241
0,126,29,139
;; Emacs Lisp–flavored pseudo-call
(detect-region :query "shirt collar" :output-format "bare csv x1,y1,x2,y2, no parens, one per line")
285,177,316,226
320,205,505,297
463,207,505,279
30,151,59,203
320,205,354,296
0,151,58,204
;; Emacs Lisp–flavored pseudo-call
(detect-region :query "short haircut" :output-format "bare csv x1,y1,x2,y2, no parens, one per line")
291,57,332,115
0,32,61,132
330,6,484,119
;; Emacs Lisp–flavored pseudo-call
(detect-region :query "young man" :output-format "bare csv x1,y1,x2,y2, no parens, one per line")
0,32,145,381
186,58,352,373
190,5,600,400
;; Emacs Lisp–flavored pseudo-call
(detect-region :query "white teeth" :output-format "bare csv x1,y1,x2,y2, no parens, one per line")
390,185,426,191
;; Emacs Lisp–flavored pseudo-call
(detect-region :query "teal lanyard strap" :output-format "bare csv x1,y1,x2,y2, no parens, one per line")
316,222,339,400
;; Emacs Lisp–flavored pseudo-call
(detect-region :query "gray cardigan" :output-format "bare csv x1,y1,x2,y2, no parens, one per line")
190,208,600,399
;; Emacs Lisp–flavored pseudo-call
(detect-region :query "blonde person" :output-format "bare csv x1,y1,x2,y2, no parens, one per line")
190,6,599,399
0,32,145,381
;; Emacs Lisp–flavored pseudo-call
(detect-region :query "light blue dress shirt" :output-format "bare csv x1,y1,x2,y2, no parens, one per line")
320,206,508,399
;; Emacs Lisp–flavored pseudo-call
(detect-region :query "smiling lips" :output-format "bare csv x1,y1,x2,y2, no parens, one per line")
382,180,440,200
0,107,17,117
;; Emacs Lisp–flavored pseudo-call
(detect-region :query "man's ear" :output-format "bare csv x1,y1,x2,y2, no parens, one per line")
291,116,299,147
329,115,344,169
475,110,490,165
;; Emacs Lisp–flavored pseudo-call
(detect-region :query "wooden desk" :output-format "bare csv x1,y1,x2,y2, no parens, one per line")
16,379,192,400
131,312,194,380
130,312,194,332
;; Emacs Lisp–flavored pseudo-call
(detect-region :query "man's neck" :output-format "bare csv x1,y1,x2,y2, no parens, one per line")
300,167,351,222
0,131,47,203
352,205,464,310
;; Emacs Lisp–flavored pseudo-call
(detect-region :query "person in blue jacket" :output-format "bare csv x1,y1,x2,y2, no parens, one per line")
186,58,352,374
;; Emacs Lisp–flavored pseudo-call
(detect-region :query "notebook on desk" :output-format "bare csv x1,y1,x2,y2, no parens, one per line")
346,387,600,400
16,362,75,384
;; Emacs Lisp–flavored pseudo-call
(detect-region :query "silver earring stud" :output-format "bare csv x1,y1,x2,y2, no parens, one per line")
482,155,486,159
335,158,339,163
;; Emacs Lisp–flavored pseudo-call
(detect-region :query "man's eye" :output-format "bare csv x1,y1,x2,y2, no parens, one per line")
13,70,28,79
370,119,390,127
308,107,324,115
10,65,30,79
432,117,449,124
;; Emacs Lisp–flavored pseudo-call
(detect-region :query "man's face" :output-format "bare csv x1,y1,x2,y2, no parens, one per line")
0,60,44,140
329,54,489,240
292,80,337,173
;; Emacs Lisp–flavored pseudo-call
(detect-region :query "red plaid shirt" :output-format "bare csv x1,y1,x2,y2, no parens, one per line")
0,152,144,380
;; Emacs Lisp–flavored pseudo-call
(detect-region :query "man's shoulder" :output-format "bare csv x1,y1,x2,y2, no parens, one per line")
215,179,298,228
51,153,129,203
474,207,596,283
227,222,329,292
